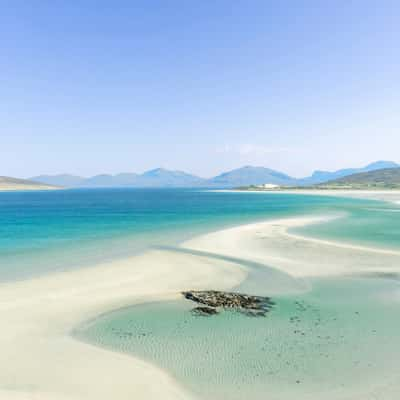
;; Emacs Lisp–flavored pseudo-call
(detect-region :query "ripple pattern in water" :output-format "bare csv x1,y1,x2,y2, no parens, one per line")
75,277,400,400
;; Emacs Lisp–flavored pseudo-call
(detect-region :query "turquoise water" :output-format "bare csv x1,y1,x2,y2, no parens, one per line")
296,203,400,249
2,189,400,399
2,188,395,281
77,276,400,399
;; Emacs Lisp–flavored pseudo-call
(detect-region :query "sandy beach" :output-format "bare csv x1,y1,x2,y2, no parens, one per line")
0,184,58,192
0,249,245,400
287,189,400,204
184,215,400,278
1,192,400,399
245,189,400,204
0,177,59,192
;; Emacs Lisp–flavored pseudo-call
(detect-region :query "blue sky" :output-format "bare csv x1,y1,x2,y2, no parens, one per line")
1,1,399,178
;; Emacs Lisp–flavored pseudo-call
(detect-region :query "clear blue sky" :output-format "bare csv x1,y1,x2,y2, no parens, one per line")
1,1,399,178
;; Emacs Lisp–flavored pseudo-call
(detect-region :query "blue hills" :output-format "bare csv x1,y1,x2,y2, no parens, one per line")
29,161,399,188
298,161,400,185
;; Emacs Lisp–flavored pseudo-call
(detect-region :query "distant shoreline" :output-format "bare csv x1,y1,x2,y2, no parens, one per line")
228,188,400,204
0,185,60,192
0,176,61,191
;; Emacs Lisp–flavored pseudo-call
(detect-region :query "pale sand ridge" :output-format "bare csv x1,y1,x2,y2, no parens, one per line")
231,189,400,204
0,250,245,400
184,215,400,277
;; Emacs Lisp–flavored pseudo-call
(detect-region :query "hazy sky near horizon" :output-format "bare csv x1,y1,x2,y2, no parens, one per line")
1,1,400,178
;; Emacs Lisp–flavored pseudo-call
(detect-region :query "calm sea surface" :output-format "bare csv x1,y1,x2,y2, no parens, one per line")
2,188,400,399
2,188,397,281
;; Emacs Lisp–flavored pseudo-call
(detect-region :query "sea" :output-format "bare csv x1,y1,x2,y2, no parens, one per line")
1,188,400,399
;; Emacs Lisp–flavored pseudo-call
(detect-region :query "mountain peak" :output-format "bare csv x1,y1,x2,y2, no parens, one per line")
143,168,172,176
365,160,399,169
209,166,295,187
27,160,399,188
302,160,399,185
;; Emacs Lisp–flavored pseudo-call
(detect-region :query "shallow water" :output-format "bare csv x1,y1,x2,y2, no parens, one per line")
76,275,400,399
70,191,400,399
295,200,400,250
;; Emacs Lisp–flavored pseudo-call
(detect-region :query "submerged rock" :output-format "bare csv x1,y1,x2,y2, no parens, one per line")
182,290,274,317
191,306,219,316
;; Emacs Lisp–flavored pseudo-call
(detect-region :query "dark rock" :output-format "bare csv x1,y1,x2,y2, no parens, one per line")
182,290,274,317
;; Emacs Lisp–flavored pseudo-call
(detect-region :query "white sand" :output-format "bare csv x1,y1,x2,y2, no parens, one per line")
0,185,58,191
0,179,59,192
1,196,400,399
289,189,400,204
183,215,400,278
235,189,400,204
0,250,245,400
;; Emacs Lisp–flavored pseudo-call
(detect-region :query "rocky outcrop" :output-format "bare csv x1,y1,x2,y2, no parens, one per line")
182,290,274,317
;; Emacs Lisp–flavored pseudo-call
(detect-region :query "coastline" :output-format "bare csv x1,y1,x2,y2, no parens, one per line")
0,249,245,400
0,183,60,192
277,189,400,204
229,189,400,204
183,215,400,278
0,186,60,192
1,195,400,399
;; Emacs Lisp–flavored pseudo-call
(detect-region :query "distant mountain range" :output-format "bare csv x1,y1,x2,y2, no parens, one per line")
299,161,400,185
321,167,400,188
29,161,400,189
30,168,205,188
29,174,86,187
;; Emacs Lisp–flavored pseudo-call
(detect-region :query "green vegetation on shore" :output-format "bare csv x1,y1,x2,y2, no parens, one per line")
236,168,400,191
